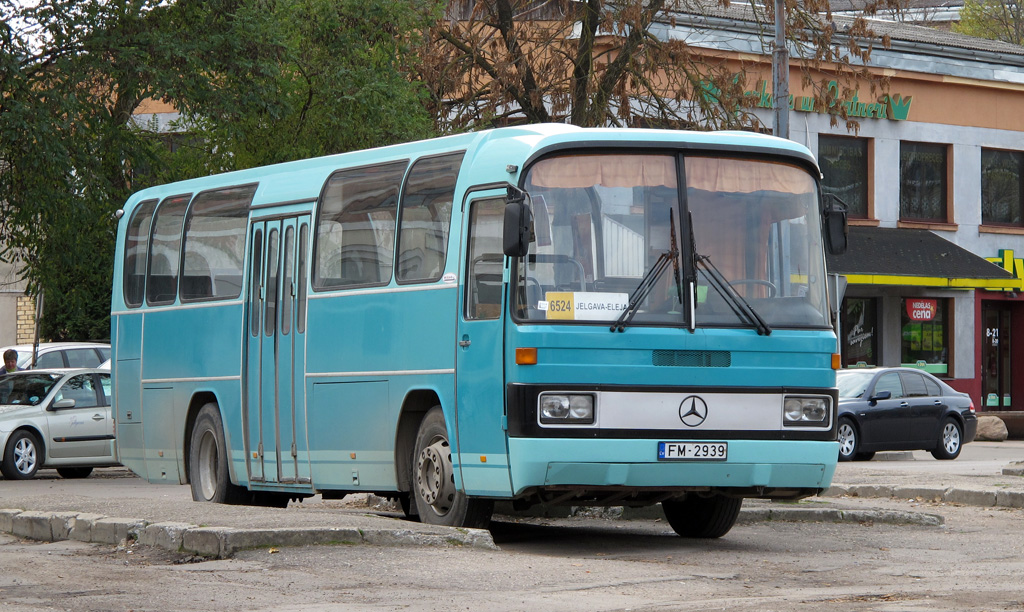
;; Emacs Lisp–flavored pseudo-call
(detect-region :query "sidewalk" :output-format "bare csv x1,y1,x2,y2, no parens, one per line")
2,440,1022,559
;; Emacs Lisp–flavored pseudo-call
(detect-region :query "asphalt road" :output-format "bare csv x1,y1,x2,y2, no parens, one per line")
0,440,1022,611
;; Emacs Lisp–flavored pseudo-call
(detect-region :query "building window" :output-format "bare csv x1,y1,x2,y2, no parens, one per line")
819,136,869,219
842,297,877,367
900,142,948,222
901,297,949,375
981,148,1024,227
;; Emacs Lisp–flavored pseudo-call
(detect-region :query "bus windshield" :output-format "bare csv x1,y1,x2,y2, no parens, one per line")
513,153,829,329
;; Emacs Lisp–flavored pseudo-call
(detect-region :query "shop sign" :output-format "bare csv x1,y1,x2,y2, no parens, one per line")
906,299,937,321
739,80,913,121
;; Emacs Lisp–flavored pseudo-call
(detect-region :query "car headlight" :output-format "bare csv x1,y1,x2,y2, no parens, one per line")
783,396,830,426
539,393,595,425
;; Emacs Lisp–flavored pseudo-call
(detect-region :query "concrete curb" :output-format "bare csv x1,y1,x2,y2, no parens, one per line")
825,484,1024,509
0,508,498,559
737,506,944,526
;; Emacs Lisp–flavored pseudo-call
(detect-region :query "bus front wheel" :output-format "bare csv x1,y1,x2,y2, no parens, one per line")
662,494,743,538
189,403,249,504
412,407,492,529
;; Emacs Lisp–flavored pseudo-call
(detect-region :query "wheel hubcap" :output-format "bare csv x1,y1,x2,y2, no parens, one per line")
942,423,961,453
416,438,455,515
197,429,219,500
14,437,36,474
838,424,856,456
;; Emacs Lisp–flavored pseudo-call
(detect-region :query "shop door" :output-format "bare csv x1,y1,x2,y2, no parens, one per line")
982,302,1012,409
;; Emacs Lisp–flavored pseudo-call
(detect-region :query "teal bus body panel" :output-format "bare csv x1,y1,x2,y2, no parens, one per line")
136,304,246,485
303,286,458,491
509,326,837,388
507,439,836,494
309,381,391,489
305,287,457,375
141,305,245,381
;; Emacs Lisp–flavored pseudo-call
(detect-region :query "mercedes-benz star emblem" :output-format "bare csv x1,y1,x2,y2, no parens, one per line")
678,395,709,427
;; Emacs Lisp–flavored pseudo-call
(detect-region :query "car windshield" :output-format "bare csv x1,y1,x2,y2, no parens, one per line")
0,373,61,406
511,153,829,329
837,370,877,399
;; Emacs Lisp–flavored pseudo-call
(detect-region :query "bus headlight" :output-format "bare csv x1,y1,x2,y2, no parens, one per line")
783,396,830,426
539,394,595,425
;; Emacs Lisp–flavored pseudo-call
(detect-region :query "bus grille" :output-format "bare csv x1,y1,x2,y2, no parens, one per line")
652,350,731,367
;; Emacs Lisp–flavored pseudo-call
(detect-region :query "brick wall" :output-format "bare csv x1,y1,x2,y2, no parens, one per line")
16,295,37,344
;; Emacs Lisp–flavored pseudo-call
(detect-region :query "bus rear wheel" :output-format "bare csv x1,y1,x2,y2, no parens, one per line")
412,407,492,529
662,494,743,538
189,403,249,504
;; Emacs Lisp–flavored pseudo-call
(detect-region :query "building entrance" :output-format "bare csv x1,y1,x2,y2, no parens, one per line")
982,301,1013,409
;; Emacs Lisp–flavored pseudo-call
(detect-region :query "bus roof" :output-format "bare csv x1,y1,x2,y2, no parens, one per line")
120,124,818,211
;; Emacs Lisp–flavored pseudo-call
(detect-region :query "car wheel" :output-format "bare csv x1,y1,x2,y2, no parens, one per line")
411,407,492,528
931,417,963,460
56,467,93,479
662,494,743,538
1,430,42,480
837,418,859,462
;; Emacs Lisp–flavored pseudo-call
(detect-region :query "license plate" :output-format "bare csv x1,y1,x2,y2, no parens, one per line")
658,441,728,461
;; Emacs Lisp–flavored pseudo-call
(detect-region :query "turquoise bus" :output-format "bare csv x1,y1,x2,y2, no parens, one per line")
111,124,846,538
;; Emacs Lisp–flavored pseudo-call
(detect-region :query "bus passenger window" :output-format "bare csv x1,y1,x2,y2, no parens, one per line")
313,161,407,290
147,194,191,306
180,184,254,301
123,199,157,308
397,152,464,284
465,198,505,320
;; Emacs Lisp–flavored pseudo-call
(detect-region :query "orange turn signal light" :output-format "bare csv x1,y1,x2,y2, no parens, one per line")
516,347,538,365
831,353,841,370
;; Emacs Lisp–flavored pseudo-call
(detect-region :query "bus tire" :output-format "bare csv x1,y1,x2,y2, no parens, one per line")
189,402,249,504
412,407,492,529
662,494,743,538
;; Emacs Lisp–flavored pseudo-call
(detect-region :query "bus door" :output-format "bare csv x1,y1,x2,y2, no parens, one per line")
455,194,513,496
245,216,312,488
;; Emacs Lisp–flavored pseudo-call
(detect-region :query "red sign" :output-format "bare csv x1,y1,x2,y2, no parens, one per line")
906,299,937,321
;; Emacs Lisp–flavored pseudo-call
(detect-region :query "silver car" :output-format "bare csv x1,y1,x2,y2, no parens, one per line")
0,342,111,370
0,368,116,480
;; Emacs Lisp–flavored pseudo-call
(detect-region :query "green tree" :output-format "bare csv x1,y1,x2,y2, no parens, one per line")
954,0,1024,45
421,0,900,132
0,0,439,340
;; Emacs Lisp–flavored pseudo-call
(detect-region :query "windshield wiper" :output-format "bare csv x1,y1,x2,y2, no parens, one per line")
690,219,771,336
611,209,682,332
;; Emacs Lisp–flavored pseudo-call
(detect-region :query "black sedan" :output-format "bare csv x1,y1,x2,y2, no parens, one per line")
836,367,978,461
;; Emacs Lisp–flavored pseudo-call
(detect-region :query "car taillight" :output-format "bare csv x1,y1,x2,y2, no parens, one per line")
969,400,976,414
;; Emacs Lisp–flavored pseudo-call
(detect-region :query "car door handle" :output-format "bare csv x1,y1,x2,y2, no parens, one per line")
900,402,909,407
933,400,942,405
92,414,104,421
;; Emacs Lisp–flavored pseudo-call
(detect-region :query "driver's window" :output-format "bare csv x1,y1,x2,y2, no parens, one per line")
873,372,904,399
465,198,505,320
55,375,98,409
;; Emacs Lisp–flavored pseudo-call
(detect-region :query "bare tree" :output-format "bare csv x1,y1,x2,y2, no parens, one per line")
420,0,900,133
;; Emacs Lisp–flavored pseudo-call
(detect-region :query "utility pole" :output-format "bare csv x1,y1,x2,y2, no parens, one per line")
772,0,790,139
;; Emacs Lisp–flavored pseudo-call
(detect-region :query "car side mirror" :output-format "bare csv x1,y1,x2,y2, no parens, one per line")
502,187,534,258
822,193,848,255
50,398,76,411
868,390,891,404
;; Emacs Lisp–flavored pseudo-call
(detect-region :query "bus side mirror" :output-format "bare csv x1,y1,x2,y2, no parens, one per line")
823,194,848,255
503,187,534,258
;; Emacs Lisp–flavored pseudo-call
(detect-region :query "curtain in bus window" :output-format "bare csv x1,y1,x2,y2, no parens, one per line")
147,194,191,305
528,155,676,189
314,161,407,289
180,184,255,301
397,152,464,283
685,156,827,328
123,199,158,308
